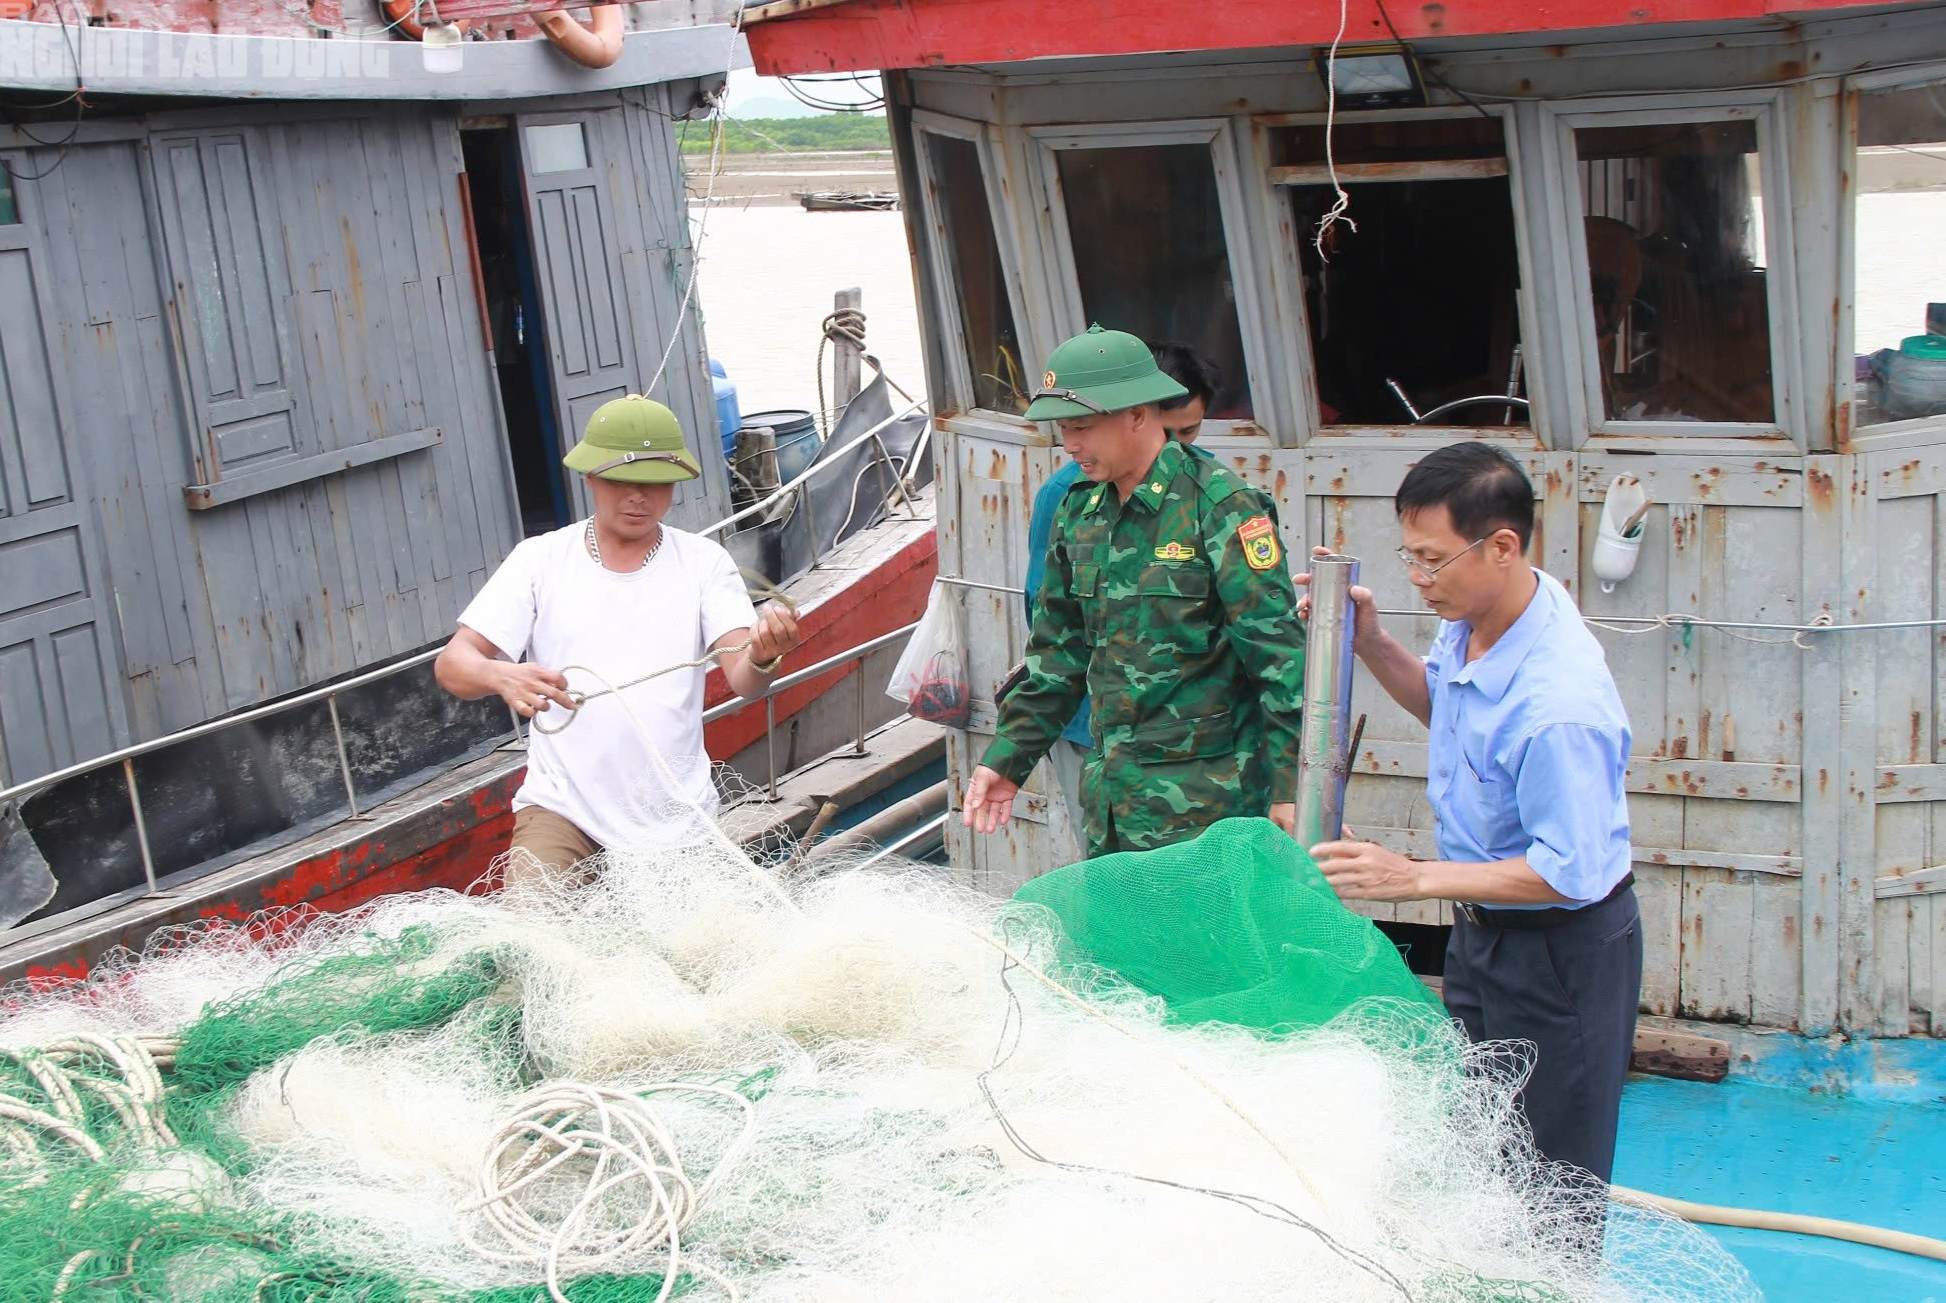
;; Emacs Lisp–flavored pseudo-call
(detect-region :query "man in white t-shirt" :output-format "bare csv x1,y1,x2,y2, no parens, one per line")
435,395,801,884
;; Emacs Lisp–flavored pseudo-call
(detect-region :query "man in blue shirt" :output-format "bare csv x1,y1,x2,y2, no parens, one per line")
1020,343,1220,841
1305,442,1641,1195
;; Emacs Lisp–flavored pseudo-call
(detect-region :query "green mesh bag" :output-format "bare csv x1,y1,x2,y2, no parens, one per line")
1012,816,1443,1031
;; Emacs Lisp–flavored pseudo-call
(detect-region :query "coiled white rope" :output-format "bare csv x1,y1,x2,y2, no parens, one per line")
459,1080,759,1303
0,1034,179,1169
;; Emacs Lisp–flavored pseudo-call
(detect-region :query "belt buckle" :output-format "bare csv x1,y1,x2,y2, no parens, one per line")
1455,902,1485,927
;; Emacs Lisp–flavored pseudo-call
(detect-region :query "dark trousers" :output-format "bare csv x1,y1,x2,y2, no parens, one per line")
1442,886,1643,1184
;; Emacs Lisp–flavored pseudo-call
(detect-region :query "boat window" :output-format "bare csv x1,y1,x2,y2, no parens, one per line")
1055,145,1253,419
524,123,589,174
0,169,15,225
1574,119,1774,425
1275,118,1528,428
922,131,1026,415
1853,80,1946,430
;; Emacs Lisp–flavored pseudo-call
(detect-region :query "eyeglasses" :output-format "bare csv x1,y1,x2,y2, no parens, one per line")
1396,537,1485,578
1030,386,1111,415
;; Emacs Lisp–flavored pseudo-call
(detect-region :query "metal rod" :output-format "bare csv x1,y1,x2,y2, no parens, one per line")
855,663,868,756
1385,379,1422,422
122,758,158,894
327,694,360,818
765,695,779,801
1502,342,1524,426
932,575,1026,596
1294,554,1360,851
856,812,950,870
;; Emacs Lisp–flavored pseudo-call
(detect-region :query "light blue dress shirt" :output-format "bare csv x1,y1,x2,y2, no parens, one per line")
1424,569,1632,907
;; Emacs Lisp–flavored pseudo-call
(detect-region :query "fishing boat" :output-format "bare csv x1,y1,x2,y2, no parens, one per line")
743,0,1946,1293
0,2,942,982
795,188,900,211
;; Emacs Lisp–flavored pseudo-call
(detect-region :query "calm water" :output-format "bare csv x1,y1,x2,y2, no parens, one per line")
1856,191,1946,354
692,205,928,420
686,192,1946,420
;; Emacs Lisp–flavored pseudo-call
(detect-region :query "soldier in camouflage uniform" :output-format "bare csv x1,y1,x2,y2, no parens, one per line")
963,325,1307,858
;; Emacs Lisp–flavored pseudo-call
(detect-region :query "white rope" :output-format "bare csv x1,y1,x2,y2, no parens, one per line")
1580,611,1835,649
1313,0,1357,257
0,1034,178,1167
460,1080,758,1303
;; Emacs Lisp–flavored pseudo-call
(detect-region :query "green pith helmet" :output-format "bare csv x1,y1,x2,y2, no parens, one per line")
1023,324,1189,421
561,395,702,484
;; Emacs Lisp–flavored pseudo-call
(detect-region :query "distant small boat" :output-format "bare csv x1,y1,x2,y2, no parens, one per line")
796,190,901,212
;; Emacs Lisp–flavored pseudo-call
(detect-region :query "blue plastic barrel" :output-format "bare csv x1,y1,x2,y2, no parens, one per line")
710,358,742,460
738,410,820,483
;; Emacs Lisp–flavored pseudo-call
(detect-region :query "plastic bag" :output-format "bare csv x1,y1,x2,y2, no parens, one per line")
886,581,971,728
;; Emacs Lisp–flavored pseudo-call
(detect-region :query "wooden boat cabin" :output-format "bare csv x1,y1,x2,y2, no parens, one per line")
0,1,745,917
749,0,1946,1039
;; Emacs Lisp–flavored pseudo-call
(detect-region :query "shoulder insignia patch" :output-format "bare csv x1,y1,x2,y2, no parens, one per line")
1237,515,1281,572
1154,541,1196,562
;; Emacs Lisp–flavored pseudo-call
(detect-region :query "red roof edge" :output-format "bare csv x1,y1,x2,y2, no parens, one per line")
747,0,1903,76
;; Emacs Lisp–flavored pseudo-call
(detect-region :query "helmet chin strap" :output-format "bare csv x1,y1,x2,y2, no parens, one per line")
585,450,693,477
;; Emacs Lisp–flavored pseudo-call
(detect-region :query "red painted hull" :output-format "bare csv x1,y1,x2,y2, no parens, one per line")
748,0,1917,74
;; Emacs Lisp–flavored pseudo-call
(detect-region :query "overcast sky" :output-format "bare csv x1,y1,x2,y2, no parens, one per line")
723,67,886,116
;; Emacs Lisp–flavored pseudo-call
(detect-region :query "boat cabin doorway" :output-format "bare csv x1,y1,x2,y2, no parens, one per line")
462,124,570,537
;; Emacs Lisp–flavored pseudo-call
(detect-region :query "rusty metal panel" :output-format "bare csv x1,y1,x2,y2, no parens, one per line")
1630,795,1685,1017
1701,503,1804,766
937,419,1072,895
1836,455,1885,1030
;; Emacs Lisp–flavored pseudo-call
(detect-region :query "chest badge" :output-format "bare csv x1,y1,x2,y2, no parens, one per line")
1237,515,1281,571
1154,541,1196,561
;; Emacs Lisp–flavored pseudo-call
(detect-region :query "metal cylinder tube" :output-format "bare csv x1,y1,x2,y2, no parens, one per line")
1293,554,1361,851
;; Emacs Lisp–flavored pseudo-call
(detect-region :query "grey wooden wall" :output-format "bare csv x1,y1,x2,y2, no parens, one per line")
0,88,730,788
911,16,1946,1038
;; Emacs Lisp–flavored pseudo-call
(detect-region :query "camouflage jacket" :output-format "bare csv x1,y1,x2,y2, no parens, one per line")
982,439,1307,857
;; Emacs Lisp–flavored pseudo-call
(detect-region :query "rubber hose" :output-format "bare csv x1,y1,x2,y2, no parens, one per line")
1612,1185,1946,1263
537,4,624,69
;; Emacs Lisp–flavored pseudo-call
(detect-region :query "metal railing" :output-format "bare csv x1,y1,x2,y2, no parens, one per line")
703,620,918,800
0,615,923,900
0,397,937,901
701,397,931,544
0,646,457,894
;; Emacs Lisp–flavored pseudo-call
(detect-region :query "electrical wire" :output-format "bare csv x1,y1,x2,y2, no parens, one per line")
0,0,87,185
779,71,884,113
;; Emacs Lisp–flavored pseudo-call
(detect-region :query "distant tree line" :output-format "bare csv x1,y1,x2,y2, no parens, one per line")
679,116,892,155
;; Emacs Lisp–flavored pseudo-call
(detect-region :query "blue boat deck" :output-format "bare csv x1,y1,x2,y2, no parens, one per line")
1612,1033,1946,1301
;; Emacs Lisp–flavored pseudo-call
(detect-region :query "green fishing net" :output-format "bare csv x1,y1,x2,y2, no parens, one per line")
1012,816,1445,1033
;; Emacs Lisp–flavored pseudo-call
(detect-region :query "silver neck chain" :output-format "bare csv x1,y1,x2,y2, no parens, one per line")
586,518,662,572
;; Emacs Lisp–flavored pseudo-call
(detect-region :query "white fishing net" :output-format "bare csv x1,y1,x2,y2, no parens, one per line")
0,832,1760,1303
